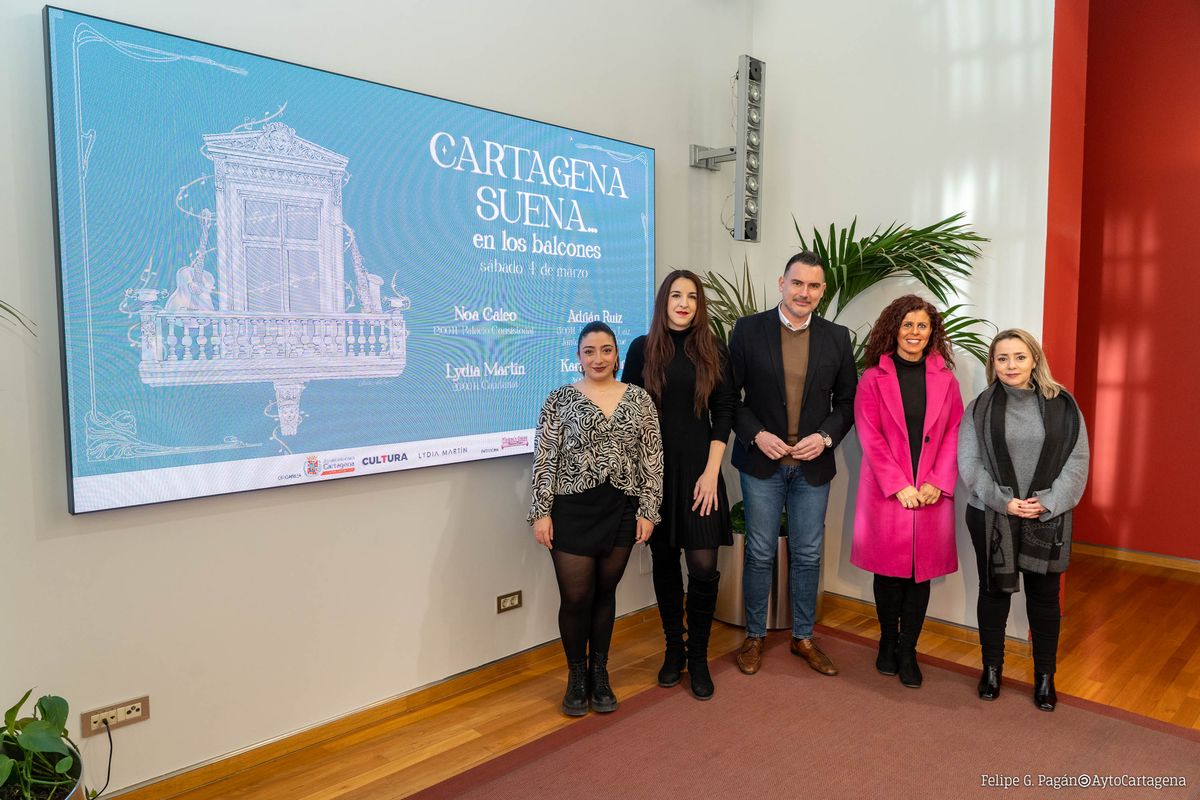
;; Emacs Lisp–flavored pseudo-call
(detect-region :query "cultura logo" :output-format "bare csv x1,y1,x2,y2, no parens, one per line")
362,452,409,466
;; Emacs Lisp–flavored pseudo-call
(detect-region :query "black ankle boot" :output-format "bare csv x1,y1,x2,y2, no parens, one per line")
588,652,618,713
1033,672,1057,712
872,575,902,676
685,572,720,700
896,644,922,688
876,633,898,676
896,579,929,688
562,658,589,716
978,665,1002,700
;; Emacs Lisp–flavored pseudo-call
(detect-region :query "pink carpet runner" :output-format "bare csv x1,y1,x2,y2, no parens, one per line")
411,628,1200,799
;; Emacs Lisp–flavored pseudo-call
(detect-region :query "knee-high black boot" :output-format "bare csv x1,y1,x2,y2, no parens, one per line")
651,546,687,687
685,572,720,700
897,580,931,688
872,574,904,676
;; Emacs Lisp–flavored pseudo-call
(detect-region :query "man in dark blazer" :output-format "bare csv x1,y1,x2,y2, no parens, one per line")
728,251,858,676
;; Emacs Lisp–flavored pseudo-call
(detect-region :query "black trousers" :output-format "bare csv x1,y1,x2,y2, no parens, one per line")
966,505,1062,673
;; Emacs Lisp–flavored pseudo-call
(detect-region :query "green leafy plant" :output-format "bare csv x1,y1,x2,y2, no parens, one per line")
702,212,995,370
0,300,36,336
1,691,82,800
701,257,762,344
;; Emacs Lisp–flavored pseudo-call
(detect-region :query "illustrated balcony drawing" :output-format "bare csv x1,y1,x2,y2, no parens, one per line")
134,293,409,435
128,121,410,437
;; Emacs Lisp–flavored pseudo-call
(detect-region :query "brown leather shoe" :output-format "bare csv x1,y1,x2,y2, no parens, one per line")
736,637,765,675
791,638,838,675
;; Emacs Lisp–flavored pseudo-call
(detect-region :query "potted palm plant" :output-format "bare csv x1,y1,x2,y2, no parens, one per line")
707,212,993,627
1,691,85,800
703,211,993,368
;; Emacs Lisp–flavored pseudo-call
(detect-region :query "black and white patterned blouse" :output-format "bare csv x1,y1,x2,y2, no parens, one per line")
527,384,664,524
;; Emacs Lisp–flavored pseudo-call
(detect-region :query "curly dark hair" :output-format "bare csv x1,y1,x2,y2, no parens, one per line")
862,294,954,369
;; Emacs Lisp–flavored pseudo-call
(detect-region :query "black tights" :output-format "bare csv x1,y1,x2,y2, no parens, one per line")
967,505,1063,673
551,546,633,662
650,540,719,582
873,573,931,642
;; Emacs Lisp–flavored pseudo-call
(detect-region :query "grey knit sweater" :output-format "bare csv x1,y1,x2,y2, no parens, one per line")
958,383,1090,519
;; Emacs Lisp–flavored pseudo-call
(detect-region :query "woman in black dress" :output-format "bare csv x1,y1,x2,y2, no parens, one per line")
529,321,664,716
624,270,736,699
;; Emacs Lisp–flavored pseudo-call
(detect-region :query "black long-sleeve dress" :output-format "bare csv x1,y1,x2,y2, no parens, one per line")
623,328,736,549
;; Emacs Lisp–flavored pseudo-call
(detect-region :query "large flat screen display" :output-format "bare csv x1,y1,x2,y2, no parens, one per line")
45,7,654,513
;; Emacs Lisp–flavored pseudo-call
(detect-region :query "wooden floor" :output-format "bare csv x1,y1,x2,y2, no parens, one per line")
130,551,1200,799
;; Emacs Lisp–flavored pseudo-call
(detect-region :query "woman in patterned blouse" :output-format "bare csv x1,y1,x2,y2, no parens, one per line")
529,320,664,716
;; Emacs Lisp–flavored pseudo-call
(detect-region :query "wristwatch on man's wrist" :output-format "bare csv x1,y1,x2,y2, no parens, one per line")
817,430,833,449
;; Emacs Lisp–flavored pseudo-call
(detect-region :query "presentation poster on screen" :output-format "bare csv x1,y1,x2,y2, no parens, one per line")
45,8,654,513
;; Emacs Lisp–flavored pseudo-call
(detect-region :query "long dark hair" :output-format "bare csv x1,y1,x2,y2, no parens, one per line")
643,270,722,416
862,294,954,369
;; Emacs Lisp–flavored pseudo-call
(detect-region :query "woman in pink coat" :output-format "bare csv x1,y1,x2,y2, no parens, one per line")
852,295,963,689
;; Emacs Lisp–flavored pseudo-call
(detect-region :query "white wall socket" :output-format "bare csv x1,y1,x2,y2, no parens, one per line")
81,696,150,737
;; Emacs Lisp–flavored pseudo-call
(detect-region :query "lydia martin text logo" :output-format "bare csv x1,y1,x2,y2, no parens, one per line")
362,453,409,466
418,446,469,459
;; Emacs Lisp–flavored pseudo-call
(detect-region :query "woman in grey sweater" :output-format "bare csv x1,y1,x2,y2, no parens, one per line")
958,329,1089,712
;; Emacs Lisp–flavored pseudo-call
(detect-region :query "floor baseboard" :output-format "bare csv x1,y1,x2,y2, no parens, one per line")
1073,542,1200,573
116,608,659,799
821,592,1033,658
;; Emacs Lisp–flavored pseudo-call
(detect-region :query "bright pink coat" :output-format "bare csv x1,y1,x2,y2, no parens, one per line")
851,353,964,582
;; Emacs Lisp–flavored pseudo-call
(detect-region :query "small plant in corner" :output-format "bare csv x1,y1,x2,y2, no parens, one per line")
0,690,84,800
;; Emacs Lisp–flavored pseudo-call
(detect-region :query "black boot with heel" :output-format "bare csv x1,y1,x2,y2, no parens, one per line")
684,572,720,700
873,575,903,676
977,665,1002,700
652,548,687,688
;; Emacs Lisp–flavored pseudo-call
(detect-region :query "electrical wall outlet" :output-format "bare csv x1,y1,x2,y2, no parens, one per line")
81,696,150,738
496,590,522,613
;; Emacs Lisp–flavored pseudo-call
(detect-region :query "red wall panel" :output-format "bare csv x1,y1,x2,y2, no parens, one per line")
1073,0,1200,559
1043,0,1089,389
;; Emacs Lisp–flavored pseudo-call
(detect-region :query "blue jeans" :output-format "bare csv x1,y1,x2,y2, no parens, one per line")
740,466,830,639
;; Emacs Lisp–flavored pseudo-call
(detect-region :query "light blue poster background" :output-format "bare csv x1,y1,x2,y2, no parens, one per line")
47,9,653,504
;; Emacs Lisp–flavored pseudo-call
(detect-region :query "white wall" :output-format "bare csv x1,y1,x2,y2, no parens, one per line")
714,0,1055,633
0,0,1055,794
0,0,752,792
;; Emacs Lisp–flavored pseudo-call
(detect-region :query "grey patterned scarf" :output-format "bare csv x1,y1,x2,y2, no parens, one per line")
973,381,1080,593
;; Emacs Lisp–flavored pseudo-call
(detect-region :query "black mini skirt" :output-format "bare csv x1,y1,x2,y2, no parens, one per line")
550,481,637,556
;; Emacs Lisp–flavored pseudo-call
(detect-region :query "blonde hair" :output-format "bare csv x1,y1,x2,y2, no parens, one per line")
986,328,1065,399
